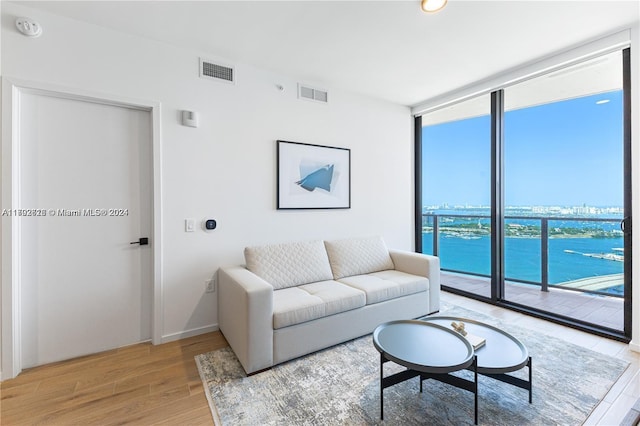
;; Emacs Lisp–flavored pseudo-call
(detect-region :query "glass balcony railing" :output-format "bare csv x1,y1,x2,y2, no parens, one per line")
422,213,624,297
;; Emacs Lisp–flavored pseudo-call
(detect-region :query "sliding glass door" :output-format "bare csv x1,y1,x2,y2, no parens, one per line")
418,48,631,340
502,50,626,331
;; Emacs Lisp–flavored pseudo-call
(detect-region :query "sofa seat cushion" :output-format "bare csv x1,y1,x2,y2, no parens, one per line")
324,236,395,280
337,270,428,305
272,281,366,329
244,240,334,290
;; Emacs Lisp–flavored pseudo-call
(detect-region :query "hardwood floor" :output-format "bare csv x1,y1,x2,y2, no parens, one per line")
1,332,227,425
1,294,638,425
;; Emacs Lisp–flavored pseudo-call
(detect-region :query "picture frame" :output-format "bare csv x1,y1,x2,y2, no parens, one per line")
277,140,351,209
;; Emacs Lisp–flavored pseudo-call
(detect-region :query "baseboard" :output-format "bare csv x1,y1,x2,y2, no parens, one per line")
161,324,219,344
630,339,640,353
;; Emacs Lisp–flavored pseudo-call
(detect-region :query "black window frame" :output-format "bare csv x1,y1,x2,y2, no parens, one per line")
414,47,632,342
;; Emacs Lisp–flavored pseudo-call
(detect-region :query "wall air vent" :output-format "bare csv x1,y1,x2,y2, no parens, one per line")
298,84,328,103
200,58,235,84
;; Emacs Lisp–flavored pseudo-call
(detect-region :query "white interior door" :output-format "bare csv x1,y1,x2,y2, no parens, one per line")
18,91,153,368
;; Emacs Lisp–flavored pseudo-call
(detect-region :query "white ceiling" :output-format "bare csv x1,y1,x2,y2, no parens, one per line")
10,0,640,106
424,49,624,125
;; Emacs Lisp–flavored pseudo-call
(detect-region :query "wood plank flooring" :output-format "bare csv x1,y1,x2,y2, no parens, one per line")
0,332,227,425
1,293,638,425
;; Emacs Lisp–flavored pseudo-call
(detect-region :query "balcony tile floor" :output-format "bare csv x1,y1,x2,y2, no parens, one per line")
441,271,624,331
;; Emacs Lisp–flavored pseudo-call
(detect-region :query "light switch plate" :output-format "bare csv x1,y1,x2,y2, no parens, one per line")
185,218,195,232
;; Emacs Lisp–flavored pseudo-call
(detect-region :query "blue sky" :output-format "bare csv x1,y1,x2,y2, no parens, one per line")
422,90,623,207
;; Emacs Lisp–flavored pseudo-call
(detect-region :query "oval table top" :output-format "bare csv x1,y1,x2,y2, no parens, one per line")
421,316,529,374
373,320,474,374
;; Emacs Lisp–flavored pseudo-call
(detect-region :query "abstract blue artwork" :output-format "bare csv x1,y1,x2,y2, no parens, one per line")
277,141,350,209
296,164,334,192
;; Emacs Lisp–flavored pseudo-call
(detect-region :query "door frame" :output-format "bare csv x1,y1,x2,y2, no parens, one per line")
1,77,163,380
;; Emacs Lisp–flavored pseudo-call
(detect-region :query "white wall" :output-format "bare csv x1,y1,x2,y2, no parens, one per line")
0,1,413,364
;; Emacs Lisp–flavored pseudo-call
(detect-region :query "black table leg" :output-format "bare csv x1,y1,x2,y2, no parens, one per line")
380,352,384,420
378,354,485,423
473,355,478,425
528,356,533,404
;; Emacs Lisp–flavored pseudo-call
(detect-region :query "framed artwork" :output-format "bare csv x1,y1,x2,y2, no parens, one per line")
277,140,351,209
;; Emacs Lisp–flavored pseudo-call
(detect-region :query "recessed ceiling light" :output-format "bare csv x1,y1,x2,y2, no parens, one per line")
596,99,610,105
421,0,447,13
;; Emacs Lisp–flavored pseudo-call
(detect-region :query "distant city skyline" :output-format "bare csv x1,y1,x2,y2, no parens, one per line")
422,90,624,207
424,204,623,210
423,204,624,218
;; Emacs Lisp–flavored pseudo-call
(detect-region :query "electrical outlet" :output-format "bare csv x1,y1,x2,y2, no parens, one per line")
205,278,216,293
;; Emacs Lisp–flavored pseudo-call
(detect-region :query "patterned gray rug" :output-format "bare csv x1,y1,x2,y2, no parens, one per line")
196,304,629,425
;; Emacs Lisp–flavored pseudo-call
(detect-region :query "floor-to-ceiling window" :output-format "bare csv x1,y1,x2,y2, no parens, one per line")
420,95,491,298
417,48,631,340
502,50,627,332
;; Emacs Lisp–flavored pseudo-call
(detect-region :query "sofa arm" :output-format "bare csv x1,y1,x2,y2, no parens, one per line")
388,250,440,313
218,266,274,374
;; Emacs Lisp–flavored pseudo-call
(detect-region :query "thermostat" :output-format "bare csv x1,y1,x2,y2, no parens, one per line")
205,219,217,230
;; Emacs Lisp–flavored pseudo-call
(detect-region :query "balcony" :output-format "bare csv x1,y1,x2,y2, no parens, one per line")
423,213,625,332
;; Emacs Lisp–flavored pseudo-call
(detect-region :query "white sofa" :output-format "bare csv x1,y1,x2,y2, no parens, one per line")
218,236,440,374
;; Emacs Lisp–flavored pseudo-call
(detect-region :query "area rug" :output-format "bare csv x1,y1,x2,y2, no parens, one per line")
196,304,629,425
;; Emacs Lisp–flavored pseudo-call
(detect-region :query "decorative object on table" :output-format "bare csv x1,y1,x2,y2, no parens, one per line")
277,140,350,209
451,320,486,349
451,321,468,335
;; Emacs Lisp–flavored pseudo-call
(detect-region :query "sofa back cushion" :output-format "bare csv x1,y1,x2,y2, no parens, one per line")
244,240,334,290
324,236,395,279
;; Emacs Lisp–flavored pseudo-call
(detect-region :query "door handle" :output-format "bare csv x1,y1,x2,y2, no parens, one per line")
130,237,149,246
621,217,631,235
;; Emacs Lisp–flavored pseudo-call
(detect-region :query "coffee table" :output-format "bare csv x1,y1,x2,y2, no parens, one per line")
373,320,479,423
422,316,532,400
373,317,532,424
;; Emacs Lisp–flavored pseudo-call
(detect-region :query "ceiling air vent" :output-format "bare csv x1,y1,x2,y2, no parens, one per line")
298,84,328,103
200,58,235,84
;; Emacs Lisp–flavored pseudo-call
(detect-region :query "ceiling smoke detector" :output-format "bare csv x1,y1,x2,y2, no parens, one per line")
16,17,42,37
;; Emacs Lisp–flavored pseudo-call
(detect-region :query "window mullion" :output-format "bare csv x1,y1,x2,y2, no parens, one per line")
491,90,505,302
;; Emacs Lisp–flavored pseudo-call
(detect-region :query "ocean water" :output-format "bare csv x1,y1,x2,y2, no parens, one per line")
421,233,624,295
